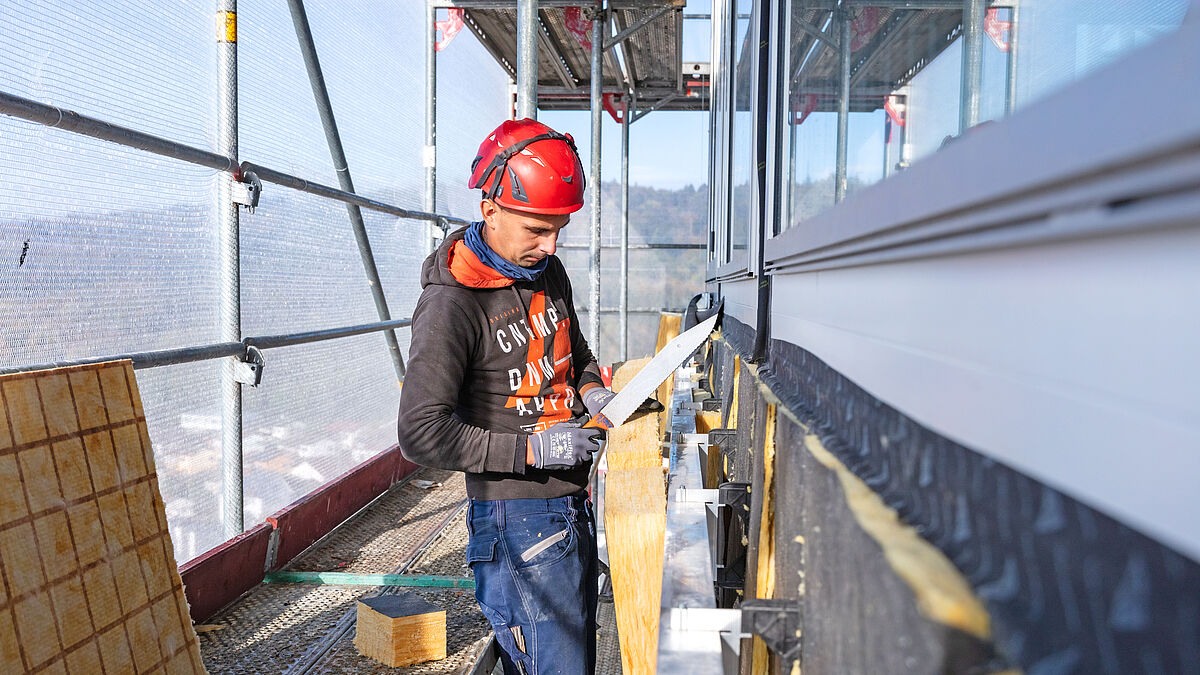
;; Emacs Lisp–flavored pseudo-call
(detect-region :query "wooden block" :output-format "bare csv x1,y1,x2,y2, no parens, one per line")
695,410,721,434
354,593,447,667
606,358,664,471
604,352,669,672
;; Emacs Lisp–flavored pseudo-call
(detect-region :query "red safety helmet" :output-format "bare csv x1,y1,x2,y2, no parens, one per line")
468,118,586,215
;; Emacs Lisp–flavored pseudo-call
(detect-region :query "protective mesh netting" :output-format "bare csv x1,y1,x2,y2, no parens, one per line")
0,1,508,562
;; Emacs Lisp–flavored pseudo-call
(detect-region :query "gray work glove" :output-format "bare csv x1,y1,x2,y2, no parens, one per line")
581,386,664,420
528,421,606,470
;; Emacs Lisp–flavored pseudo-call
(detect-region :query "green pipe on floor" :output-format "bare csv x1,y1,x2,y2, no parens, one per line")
262,571,475,589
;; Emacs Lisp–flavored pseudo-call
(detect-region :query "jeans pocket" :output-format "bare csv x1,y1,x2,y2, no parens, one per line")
510,514,576,570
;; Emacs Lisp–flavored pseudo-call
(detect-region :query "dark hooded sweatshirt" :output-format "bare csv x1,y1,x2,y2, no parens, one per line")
396,225,604,500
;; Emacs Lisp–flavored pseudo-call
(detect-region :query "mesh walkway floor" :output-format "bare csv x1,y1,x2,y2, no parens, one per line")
198,468,623,674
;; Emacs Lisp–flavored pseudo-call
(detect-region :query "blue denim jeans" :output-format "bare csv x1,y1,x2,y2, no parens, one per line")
466,494,599,675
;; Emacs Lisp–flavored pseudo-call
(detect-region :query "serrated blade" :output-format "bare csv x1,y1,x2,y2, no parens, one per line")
585,313,718,430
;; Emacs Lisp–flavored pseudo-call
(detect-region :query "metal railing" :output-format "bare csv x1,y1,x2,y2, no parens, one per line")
0,318,413,377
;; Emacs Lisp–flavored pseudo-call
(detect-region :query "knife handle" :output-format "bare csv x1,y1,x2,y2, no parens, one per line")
582,414,613,430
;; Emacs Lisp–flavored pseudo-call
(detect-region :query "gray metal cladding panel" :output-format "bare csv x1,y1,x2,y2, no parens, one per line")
720,316,1200,673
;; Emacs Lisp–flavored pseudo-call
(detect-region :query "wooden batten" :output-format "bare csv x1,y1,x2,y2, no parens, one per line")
607,357,663,471
605,465,667,673
604,358,668,673
654,312,682,434
353,593,446,668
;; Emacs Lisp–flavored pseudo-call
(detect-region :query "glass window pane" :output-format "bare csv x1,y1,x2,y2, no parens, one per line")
728,0,754,263
777,0,1190,234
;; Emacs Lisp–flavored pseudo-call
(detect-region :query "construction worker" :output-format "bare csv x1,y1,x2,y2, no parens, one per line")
397,118,656,674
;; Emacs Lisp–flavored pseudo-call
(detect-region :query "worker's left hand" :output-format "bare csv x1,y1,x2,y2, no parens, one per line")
581,386,663,420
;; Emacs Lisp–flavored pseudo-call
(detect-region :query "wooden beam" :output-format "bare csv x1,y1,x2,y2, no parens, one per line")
604,357,668,672
654,312,682,434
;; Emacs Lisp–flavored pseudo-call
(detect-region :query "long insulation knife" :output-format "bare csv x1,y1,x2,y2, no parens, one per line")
582,312,720,430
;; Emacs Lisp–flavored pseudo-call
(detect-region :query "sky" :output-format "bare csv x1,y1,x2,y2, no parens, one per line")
540,1,713,190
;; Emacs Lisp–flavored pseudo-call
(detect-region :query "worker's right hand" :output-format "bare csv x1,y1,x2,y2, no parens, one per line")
528,422,606,470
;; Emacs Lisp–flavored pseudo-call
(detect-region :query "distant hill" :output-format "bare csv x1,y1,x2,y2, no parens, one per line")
559,181,709,247
554,181,710,363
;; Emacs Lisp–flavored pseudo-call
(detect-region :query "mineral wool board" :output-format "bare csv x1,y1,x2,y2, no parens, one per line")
0,361,204,674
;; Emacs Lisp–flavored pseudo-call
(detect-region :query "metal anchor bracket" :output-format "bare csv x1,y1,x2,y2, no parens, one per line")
740,599,803,664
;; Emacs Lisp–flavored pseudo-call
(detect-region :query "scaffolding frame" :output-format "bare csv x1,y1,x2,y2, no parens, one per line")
0,0,708,546
0,0,474,539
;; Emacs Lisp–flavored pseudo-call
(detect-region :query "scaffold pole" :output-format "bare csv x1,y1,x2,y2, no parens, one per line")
588,2,604,355
517,0,539,119
619,92,631,362
216,0,244,539
286,0,407,382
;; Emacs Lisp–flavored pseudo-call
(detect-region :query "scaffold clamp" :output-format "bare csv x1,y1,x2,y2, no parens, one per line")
232,170,262,212
233,345,265,387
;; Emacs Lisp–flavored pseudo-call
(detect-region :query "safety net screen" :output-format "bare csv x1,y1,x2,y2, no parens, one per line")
0,0,508,562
